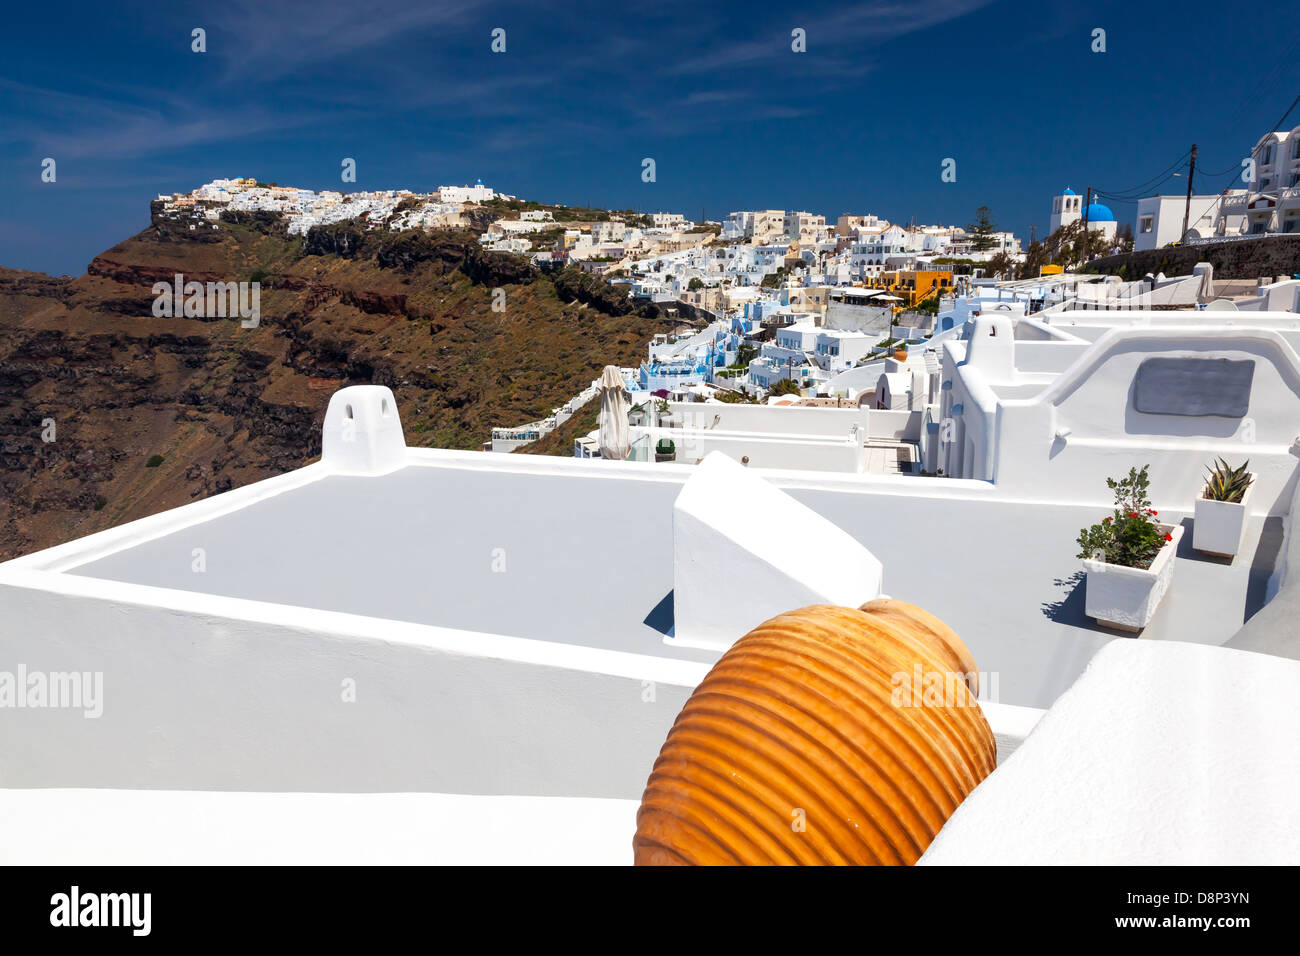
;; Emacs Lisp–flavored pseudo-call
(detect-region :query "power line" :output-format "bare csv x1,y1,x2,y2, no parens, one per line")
1093,90,1296,207
1092,149,1191,200
1266,92,1300,136
1216,26,1300,143
1196,160,1245,178
1095,173,1183,201
1098,159,1190,198
1110,89,1292,204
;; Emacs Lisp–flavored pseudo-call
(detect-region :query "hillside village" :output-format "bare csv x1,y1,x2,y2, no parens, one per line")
156,119,1300,466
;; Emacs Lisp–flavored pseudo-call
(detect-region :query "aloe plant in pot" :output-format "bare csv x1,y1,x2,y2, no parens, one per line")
1076,465,1182,632
1193,458,1254,558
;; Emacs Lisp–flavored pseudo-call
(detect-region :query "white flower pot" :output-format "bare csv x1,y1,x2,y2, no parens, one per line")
1193,480,1253,558
1083,523,1183,632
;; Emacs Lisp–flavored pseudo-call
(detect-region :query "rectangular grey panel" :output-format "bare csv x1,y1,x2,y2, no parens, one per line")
1133,357,1254,417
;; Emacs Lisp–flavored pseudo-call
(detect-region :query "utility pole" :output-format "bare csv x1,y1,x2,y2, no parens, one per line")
1082,187,1091,266
1180,144,1198,244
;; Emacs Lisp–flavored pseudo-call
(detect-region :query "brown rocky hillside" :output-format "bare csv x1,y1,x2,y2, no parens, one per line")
0,212,662,560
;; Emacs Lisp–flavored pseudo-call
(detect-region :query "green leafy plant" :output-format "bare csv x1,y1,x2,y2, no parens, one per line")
656,438,675,455
145,454,164,468
1202,458,1253,503
1076,465,1171,569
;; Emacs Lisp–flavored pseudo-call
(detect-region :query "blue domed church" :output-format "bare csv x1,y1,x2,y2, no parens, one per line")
1050,188,1118,239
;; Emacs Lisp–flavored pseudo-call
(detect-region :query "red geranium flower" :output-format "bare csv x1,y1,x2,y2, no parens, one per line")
1164,533,1173,541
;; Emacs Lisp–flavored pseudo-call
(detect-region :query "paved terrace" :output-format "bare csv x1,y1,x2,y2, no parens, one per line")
65,452,1280,709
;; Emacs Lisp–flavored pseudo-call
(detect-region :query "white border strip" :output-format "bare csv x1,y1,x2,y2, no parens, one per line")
0,566,712,687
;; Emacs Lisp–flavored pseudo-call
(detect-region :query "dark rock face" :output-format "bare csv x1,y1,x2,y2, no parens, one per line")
463,245,537,287
0,271,73,302
340,289,407,315
0,216,663,560
372,231,467,272
218,209,290,236
1088,235,1300,281
552,265,648,316
302,222,367,258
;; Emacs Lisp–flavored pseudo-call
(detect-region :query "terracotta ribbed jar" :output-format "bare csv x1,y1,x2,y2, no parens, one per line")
634,599,996,865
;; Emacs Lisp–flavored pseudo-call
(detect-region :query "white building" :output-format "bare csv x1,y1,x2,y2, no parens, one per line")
837,213,888,237
1135,126,1300,242
1049,188,1117,239
784,210,829,242
927,301,1300,511
850,225,910,279
813,328,875,372
590,220,626,243
1135,194,1227,249
728,209,785,242
437,180,495,203
1241,127,1300,234
650,212,688,229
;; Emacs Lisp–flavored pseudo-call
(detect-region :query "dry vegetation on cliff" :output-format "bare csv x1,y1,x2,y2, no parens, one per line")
0,216,661,559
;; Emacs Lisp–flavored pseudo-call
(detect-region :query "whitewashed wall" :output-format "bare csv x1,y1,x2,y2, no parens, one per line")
667,401,869,438
0,573,699,799
635,426,865,472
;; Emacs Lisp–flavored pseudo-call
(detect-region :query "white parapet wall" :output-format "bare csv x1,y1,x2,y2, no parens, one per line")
940,317,1300,511
671,452,883,650
637,426,867,472
0,790,640,866
920,640,1300,865
0,568,701,798
666,401,870,438
999,325,1300,513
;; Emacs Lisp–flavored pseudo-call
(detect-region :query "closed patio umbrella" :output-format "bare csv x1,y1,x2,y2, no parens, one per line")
597,366,630,461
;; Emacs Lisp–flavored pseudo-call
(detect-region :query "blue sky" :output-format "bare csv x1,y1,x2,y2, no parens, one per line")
2,0,1297,276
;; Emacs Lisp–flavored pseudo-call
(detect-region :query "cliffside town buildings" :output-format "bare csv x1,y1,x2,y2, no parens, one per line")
156,177,507,236
159,145,1300,465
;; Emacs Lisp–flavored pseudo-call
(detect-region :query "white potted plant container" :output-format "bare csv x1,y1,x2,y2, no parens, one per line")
1076,465,1181,633
1083,523,1183,632
1193,458,1255,559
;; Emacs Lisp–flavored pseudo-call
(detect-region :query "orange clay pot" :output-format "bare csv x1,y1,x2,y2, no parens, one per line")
633,599,996,865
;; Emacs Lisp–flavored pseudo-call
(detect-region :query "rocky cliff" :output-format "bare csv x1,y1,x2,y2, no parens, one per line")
0,217,661,560
1085,235,1300,281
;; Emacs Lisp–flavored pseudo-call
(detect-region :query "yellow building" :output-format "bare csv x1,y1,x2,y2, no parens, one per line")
879,269,954,309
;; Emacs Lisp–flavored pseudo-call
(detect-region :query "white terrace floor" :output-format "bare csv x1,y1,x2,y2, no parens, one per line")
61,451,1279,709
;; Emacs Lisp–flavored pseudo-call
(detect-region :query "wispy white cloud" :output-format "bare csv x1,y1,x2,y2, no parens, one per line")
203,0,482,86
0,0,996,173
0,78,344,160
666,0,996,75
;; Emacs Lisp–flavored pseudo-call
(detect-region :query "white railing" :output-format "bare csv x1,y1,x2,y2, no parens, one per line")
1187,231,1295,245
490,377,605,448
